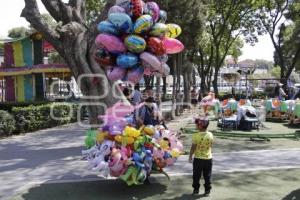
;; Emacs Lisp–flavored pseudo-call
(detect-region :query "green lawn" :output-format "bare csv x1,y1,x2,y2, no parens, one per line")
181,120,300,154
11,169,300,200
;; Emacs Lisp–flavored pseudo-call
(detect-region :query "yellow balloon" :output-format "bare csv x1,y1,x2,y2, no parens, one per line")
115,135,123,143
126,136,135,145
170,149,181,158
165,24,182,38
124,126,140,138
132,129,141,138
159,140,169,150
143,126,155,136
96,132,107,143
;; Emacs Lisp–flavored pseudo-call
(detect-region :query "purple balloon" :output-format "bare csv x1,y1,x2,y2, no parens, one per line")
127,67,144,84
140,52,161,71
109,123,123,135
160,63,170,76
146,2,160,22
107,67,127,81
108,5,126,15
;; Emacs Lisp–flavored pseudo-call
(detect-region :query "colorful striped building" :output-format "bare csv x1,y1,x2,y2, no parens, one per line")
0,33,71,102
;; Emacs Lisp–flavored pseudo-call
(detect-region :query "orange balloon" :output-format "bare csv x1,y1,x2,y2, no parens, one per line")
273,99,280,107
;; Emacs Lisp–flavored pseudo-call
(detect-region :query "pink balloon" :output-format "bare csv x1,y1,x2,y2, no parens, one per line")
153,147,164,158
95,33,126,53
106,101,135,118
162,38,184,54
107,67,127,81
140,52,161,71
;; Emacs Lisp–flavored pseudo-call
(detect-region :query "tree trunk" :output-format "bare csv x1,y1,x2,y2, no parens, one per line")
192,69,196,86
200,72,207,96
21,0,124,124
155,76,161,106
171,56,177,120
183,72,191,108
176,54,182,116
212,68,219,96
162,76,167,101
144,75,153,89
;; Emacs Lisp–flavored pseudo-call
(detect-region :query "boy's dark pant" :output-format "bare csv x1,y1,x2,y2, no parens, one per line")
193,158,213,192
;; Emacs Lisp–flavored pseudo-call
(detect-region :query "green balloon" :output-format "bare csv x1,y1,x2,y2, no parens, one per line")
84,129,98,148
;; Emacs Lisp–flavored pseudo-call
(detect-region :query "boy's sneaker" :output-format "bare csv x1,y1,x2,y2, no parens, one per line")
204,190,210,197
193,189,199,195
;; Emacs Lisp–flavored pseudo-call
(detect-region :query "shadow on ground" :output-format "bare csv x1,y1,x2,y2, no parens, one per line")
20,179,168,200
282,188,300,200
14,169,300,200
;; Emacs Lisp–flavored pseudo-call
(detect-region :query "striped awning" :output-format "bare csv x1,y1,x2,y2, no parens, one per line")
0,64,71,76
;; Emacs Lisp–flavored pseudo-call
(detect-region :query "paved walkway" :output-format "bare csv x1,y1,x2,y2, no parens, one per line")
1,121,300,200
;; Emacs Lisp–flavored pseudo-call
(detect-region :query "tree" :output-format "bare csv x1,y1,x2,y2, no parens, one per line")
202,0,262,96
8,27,30,38
156,0,206,103
21,0,124,123
257,0,300,85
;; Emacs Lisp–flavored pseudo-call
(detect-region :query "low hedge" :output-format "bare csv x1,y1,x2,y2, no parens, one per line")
0,101,51,112
11,103,79,133
0,110,16,137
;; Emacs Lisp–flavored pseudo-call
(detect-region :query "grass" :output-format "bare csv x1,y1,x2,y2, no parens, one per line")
178,115,300,154
11,169,300,200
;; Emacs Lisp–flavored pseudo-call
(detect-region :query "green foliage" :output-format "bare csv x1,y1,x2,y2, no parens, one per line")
8,26,30,38
48,52,66,64
258,0,300,80
11,103,78,133
0,101,51,112
86,0,106,24
0,110,16,136
271,66,281,78
253,59,274,70
228,38,244,63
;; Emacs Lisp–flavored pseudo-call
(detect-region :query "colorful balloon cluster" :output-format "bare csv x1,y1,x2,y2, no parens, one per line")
94,0,184,84
82,105,183,186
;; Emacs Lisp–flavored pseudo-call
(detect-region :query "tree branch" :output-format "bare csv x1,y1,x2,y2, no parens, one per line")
22,0,62,51
41,0,84,25
40,0,62,22
68,0,86,24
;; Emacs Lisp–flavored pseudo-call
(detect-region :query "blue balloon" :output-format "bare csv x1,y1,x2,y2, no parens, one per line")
134,15,153,34
117,54,139,68
97,21,120,35
159,10,167,23
108,13,133,33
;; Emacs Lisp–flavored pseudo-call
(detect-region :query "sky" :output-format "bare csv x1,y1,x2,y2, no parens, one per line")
0,0,274,61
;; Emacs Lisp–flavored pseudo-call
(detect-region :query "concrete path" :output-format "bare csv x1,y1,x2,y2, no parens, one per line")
165,149,300,176
1,123,300,200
